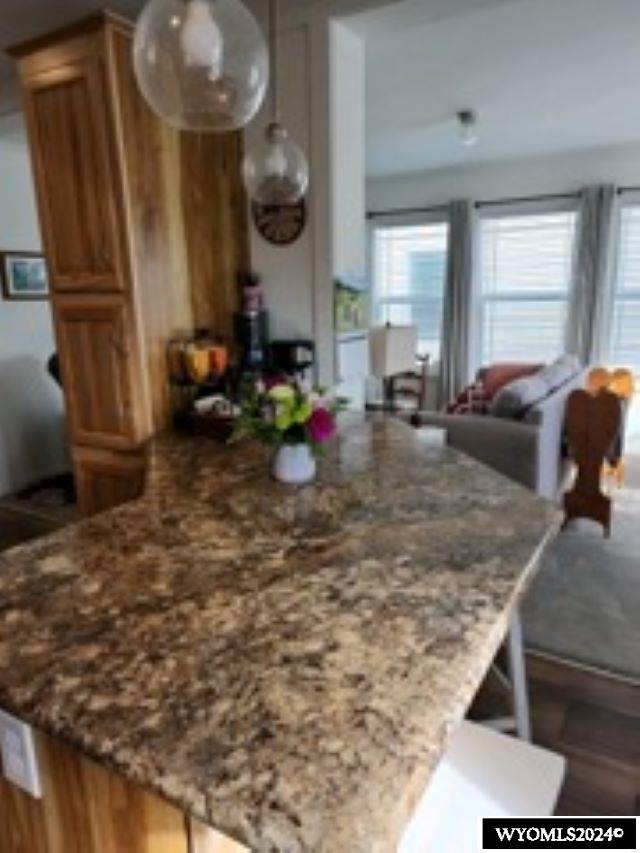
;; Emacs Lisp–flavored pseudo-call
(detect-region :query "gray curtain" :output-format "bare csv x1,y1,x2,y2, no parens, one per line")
568,185,618,364
438,199,474,407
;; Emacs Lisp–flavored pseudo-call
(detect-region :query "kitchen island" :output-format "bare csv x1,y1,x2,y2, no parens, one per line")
0,416,559,852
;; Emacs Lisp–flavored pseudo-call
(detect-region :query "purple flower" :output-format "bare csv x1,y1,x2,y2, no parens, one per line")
307,407,336,444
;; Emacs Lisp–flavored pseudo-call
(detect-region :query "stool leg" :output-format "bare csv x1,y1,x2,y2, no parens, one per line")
507,612,531,741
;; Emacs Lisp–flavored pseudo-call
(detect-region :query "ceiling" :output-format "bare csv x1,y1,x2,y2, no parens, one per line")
4,0,640,178
0,0,396,114
347,0,640,178
0,0,146,112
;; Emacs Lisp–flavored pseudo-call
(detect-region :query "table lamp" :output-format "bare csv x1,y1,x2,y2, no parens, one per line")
370,323,418,409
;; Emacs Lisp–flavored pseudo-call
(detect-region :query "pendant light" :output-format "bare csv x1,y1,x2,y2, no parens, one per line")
457,109,479,147
133,0,269,132
243,0,309,205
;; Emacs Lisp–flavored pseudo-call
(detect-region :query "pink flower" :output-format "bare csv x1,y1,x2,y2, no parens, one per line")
307,407,336,444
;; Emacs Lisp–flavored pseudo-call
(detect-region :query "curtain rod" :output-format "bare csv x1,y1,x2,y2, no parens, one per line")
475,191,578,209
368,186,640,219
367,192,577,219
366,204,448,220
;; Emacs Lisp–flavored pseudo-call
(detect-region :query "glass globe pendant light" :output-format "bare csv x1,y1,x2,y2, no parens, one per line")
133,0,269,132
243,0,309,205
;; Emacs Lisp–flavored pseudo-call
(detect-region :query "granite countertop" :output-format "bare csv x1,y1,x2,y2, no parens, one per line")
0,416,559,852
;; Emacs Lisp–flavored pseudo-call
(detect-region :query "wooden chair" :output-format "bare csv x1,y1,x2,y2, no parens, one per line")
384,355,431,412
586,366,611,394
563,388,621,537
585,367,635,488
609,368,635,400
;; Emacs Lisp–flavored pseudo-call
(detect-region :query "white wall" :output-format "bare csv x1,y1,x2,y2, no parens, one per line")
0,112,69,497
244,0,334,384
330,21,366,280
367,142,640,211
242,0,381,386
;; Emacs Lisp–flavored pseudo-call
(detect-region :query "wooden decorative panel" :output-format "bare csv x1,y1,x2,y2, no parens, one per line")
53,294,146,449
22,57,124,292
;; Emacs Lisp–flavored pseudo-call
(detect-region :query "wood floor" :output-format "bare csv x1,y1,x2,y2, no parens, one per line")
0,478,75,552
0,505,60,552
528,653,640,816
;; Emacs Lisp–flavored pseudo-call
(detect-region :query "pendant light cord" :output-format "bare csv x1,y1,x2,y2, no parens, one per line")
269,0,280,124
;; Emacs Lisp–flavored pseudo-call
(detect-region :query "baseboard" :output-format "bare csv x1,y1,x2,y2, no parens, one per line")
526,649,640,718
528,648,640,687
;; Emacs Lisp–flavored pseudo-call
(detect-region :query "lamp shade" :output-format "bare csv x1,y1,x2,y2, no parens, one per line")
133,0,269,132
370,325,418,378
243,122,309,205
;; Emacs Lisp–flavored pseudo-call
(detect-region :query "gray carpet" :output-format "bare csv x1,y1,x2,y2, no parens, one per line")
523,454,640,682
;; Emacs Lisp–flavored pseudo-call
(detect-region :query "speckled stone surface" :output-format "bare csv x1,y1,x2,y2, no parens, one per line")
0,416,559,852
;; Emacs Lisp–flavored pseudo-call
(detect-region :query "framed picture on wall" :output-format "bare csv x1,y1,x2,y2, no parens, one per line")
1,251,49,300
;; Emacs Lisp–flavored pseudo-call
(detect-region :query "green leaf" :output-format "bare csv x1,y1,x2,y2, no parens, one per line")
293,400,312,424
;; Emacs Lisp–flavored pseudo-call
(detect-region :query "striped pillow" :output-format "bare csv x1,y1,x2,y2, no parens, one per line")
445,381,491,415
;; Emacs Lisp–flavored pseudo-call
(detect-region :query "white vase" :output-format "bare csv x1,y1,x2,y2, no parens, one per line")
272,443,317,485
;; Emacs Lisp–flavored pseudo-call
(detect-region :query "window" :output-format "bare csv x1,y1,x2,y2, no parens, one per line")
611,205,640,373
372,222,448,359
479,209,577,364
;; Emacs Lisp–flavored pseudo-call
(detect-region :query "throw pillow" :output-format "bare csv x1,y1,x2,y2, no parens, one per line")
446,381,491,415
480,362,543,399
490,374,549,419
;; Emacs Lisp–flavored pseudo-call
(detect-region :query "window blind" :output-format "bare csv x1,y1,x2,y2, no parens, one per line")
373,223,448,359
611,205,640,373
479,210,577,364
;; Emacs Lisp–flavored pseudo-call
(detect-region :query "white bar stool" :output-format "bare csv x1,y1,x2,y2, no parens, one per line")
399,720,565,853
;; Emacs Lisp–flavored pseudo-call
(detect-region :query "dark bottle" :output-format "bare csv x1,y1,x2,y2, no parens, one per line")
234,271,269,370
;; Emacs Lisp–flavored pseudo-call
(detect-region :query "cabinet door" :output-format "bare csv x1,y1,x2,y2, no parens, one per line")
73,446,146,517
22,57,125,292
54,295,147,449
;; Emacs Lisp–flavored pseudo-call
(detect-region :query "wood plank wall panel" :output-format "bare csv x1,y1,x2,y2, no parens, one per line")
107,26,193,431
180,131,249,342
107,24,250,422
0,730,188,853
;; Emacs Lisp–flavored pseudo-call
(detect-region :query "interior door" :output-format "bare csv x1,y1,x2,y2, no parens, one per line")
22,57,125,292
53,294,144,449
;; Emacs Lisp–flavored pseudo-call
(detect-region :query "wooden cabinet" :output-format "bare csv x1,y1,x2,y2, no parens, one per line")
22,57,124,292
0,726,247,853
53,295,145,449
10,12,248,518
0,727,187,853
73,446,146,517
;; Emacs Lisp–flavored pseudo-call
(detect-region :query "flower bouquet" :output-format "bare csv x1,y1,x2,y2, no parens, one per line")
231,378,341,484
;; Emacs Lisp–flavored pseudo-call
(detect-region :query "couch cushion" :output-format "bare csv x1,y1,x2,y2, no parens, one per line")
490,374,550,419
479,362,543,398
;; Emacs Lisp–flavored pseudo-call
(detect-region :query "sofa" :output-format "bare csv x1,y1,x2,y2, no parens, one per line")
412,358,587,501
